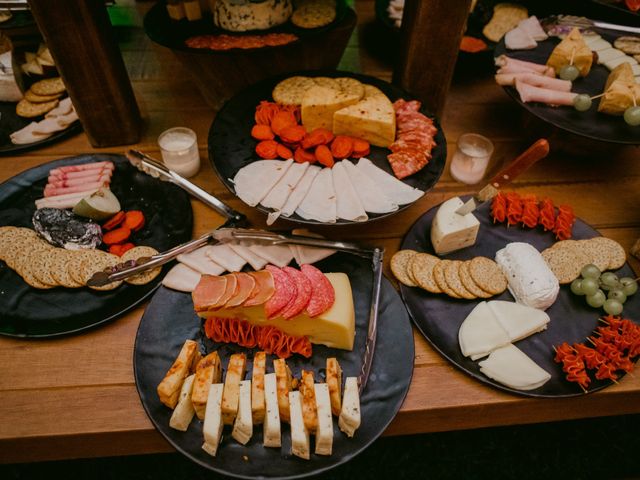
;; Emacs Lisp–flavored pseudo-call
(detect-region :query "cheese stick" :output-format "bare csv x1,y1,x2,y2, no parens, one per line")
338,377,361,438
202,383,224,457
326,358,342,416
232,380,253,445
314,383,333,456
192,351,222,420
289,391,310,460
263,373,281,448
157,339,200,409
251,352,266,424
222,353,247,425
299,370,318,434
274,358,293,423
169,374,196,432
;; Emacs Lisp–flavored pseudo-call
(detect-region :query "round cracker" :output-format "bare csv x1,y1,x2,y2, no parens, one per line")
291,2,336,29
459,261,492,299
391,249,418,287
444,260,476,299
541,247,583,285
31,77,66,96
333,77,365,99
588,237,627,270
468,257,507,295
433,260,460,299
272,76,316,106
121,246,161,286
49,249,83,288
16,98,59,118
312,76,340,91
29,248,60,287
409,253,441,293
80,250,122,291
67,250,98,285
575,239,610,272
24,90,62,103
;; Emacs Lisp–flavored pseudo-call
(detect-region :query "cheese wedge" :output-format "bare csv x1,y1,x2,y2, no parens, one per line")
221,353,247,425
289,391,311,460
192,352,222,420
458,302,510,360
604,62,635,92
332,93,396,148
263,373,281,448
301,85,360,132
314,383,333,455
338,377,361,437
487,300,550,343
546,27,592,77
299,370,318,433
251,352,266,424
430,197,480,255
169,374,196,431
202,383,225,457
232,380,253,445
478,344,551,390
157,339,201,409
274,358,293,423
326,357,342,416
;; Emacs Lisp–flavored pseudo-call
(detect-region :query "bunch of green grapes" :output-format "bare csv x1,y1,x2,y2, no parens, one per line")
571,264,638,315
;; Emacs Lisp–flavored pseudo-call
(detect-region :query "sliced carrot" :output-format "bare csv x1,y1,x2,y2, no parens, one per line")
255,101,280,125
108,244,124,256
102,211,125,231
351,137,371,158
256,140,279,159
315,128,334,144
460,35,487,53
124,210,145,232
301,131,326,150
119,242,135,255
279,125,306,144
276,143,293,159
330,135,353,159
315,144,334,167
251,124,275,141
294,147,316,164
270,111,297,135
103,226,131,245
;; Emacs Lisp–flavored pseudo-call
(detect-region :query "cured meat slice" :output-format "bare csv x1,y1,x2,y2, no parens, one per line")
226,272,256,307
244,271,275,306
192,275,228,312
214,273,238,308
264,265,296,318
50,161,113,176
44,180,110,197
515,80,577,106
300,264,335,317
279,267,313,319
494,55,554,76
388,149,429,180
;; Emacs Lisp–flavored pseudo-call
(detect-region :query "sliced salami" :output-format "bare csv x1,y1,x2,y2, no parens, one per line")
243,270,275,306
388,149,429,180
264,265,296,318
300,264,335,317
279,266,312,319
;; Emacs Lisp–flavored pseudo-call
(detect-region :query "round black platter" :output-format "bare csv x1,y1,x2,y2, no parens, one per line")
134,252,414,479
495,30,640,145
0,153,193,337
144,0,350,54
208,70,447,226
400,198,640,398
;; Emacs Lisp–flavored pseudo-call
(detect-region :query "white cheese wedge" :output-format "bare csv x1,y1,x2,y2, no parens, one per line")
281,165,321,218
478,344,551,390
338,377,360,438
263,162,309,225
458,301,510,359
314,383,333,456
583,34,602,47
505,27,537,50
289,391,310,460
205,244,247,272
263,373,281,448
228,244,268,271
597,48,625,64
202,383,224,457
296,167,337,223
233,159,293,207
248,244,294,268
332,161,368,222
495,242,559,310
162,263,201,293
356,158,423,206
177,246,225,276
430,197,480,255
232,380,253,445
341,159,398,214
587,38,612,52
169,374,196,432
487,300,550,342
212,0,292,32
518,16,547,41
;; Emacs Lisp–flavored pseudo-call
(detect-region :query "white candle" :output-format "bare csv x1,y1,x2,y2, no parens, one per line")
449,133,494,185
158,127,201,178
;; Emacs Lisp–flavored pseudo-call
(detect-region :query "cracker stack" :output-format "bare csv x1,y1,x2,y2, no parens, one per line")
16,77,66,119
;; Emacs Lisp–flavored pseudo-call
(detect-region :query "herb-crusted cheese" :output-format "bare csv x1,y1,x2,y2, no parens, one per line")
213,0,293,32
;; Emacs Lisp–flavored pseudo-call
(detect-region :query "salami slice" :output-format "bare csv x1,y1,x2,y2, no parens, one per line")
191,275,228,312
264,265,296,318
279,266,312,319
300,264,335,317
243,270,275,306
388,149,429,179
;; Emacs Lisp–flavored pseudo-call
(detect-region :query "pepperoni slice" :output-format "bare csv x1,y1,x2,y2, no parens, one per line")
244,270,275,306
226,272,256,307
279,266,312,319
264,265,296,318
300,264,335,317
192,275,227,312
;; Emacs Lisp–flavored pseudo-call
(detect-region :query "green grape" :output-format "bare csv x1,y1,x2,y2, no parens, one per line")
600,272,620,288
573,94,592,112
608,289,627,304
620,278,638,296
586,290,606,308
603,299,623,315
559,64,580,81
570,279,584,295
623,106,640,127
581,277,599,296
580,264,600,279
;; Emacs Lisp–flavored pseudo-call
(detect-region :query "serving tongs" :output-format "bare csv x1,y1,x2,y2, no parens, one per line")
544,14,640,35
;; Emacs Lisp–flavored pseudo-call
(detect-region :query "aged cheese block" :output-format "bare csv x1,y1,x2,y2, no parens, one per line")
301,86,360,132
546,27,592,77
213,0,293,32
604,62,635,92
430,197,480,255
598,80,640,115
332,94,396,147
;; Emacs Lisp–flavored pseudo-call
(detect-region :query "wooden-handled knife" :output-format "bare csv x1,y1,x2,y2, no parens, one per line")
455,138,550,215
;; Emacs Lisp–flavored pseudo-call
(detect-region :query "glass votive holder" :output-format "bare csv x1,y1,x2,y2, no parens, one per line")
449,133,494,185
158,127,201,178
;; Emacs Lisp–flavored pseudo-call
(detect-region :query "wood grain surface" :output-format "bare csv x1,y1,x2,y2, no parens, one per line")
1,0,639,464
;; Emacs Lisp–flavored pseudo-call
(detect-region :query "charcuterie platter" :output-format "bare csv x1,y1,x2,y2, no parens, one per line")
208,70,446,226
0,154,193,337
134,251,414,478
394,194,640,398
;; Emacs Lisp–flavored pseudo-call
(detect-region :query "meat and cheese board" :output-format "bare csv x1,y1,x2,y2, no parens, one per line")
0,154,193,337
134,251,414,478
395,196,640,397
208,70,446,226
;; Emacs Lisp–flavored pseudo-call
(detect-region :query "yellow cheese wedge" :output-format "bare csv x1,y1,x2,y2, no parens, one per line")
332,94,396,148
301,86,360,132
546,27,592,77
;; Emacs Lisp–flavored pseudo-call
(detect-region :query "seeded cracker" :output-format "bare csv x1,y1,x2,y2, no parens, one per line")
67,250,97,286
16,98,59,118
459,261,492,299
409,253,441,293
588,237,627,270
24,90,62,103
391,249,418,287
575,239,610,272
468,257,507,295
541,247,583,284
433,260,461,299
291,0,336,29
49,249,83,288
31,77,66,96
443,260,476,299
121,246,161,285
272,76,317,106
80,250,122,291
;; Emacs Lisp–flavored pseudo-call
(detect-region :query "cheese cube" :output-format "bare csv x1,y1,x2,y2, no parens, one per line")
169,374,196,432
314,383,333,456
289,391,310,460
232,380,253,445
338,377,361,438
202,383,224,457
263,373,281,448
430,196,480,255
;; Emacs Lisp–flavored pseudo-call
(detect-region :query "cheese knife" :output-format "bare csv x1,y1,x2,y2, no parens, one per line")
455,138,550,216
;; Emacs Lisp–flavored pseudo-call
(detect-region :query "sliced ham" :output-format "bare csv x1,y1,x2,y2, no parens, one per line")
44,180,110,197
495,55,555,77
243,271,275,307
50,161,114,176
225,272,256,307
495,72,572,91
47,173,111,189
49,167,113,181
515,80,578,106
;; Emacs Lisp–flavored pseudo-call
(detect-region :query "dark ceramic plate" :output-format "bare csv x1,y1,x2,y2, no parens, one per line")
144,0,349,54
208,70,447,226
399,198,640,398
134,252,414,479
0,101,82,155
495,31,640,145
0,154,193,337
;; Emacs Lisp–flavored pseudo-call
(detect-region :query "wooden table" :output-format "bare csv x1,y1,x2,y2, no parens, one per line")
1,1,640,464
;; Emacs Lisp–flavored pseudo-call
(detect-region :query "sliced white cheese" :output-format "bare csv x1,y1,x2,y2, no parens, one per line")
587,38,612,52
169,374,196,432
632,64,640,77
332,161,368,222
232,380,253,445
289,229,336,266
314,383,333,456
342,159,398,214
597,48,625,64
202,383,224,457
505,27,537,50
281,165,321,217
233,159,293,207
605,55,638,71
478,344,551,390
162,263,201,293
338,377,360,438
518,16,547,41
458,301,510,359
205,244,247,272
262,162,309,225
356,157,423,205
583,34,602,47
177,246,226,276
263,373,281,448
249,244,294,268
487,300,550,343
296,167,337,223
430,196,480,255
289,391,310,460
228,244,268,271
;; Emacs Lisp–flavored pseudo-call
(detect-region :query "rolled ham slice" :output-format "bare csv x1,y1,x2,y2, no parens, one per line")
47,173,111,189
49,167,113,181
50,161,113,175
515,80,577,106
495,72,572,91
495,55,555,77
44,180,110,197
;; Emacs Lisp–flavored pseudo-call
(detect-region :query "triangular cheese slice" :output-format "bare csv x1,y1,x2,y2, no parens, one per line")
342,159,397,214
295,167,337,223
478,344,551,391
281,165,321,218
356,158,423,205
332,161,367,222
233,159,293,207
262,162,309,225
487,300,550,343
458,301,510,359
205,244,247,272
